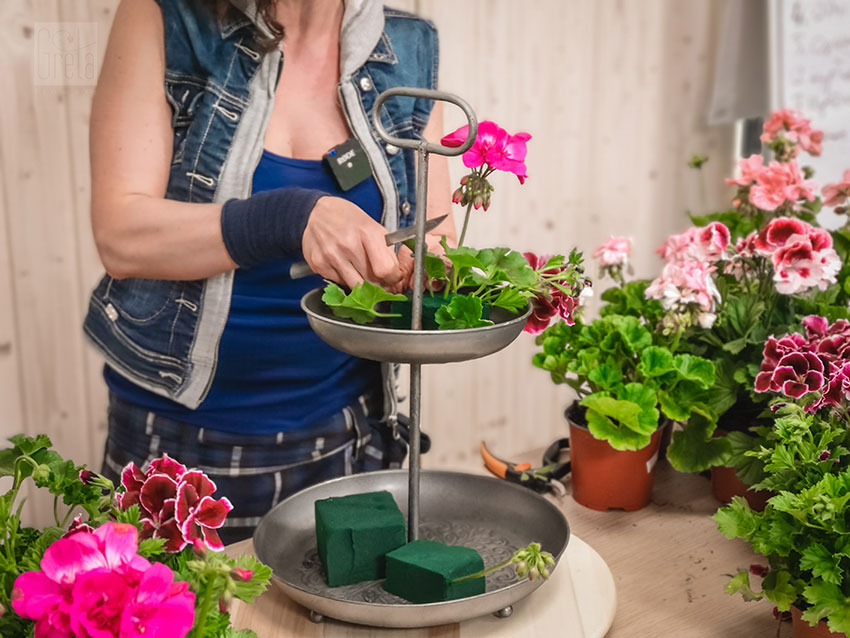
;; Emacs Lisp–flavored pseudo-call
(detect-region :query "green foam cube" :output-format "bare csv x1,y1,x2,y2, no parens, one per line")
383,539,485,603
314,491,406,587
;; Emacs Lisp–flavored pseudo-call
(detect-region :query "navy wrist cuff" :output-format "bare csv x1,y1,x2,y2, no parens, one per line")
220,187,324,268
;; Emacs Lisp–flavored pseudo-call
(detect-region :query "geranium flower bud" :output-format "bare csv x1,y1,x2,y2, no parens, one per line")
192,538,207,556
79,469,96,485
452,188,463,204
473,194,484,209
460,174,469,186
819,450,831,461
232,568,254,581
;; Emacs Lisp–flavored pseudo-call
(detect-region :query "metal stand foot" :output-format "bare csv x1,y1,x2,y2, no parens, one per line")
308,610,325,624
493,606,513,619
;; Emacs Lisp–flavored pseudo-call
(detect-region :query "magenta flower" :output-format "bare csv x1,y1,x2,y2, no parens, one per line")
521,251,582,334
11,523,188,638
175,471,233,551
442,121,532,183
120,563,195,638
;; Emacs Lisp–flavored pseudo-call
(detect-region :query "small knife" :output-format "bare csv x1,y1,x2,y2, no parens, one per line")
289,214,448,280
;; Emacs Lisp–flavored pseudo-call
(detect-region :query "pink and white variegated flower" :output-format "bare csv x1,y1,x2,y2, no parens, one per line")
645,260,721,328
656,222,730,264
592,236,631,267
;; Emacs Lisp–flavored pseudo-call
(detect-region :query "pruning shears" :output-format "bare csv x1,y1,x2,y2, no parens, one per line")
480,439,571,496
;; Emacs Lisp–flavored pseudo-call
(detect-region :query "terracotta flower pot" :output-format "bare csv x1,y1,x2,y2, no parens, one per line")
791,606,846,638
710,465,772,511
566,404,663,512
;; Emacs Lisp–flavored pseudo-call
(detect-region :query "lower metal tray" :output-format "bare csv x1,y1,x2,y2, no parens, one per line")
301,288,532,364
253,470,569,628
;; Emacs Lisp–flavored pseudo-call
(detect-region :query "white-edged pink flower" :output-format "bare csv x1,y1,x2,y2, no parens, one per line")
646,260,721,328
656,222,730,264
592,236,631,267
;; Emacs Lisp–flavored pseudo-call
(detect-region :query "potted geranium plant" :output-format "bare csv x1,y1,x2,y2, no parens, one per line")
714,316,850,637
0,435,270,637
321,121,588,334
532,240,717,511
654,110,850,507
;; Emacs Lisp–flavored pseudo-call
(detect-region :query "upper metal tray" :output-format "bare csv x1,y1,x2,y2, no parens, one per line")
253,469,569,628
301,288,532,364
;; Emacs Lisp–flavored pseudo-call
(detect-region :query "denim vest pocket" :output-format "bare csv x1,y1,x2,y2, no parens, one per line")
165,74,207,166
103,276,180,323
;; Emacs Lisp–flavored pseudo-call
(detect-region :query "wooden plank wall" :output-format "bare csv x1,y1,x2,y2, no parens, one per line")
0,1,734,514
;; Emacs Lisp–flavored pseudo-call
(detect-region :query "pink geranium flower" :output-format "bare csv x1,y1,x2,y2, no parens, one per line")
761,108,824,156
656,222,730,264
822,169,850,207
442,121,532,183
12,523,194,638
120,563,195,638
593,236,631,267
646,260,721,328
726,154,767,186
749,160,816,211
521,252,582,334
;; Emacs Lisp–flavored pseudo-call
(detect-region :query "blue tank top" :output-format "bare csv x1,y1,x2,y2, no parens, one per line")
105,150,382,433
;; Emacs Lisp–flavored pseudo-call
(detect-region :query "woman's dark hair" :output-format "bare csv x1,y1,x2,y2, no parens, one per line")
204,0,285,50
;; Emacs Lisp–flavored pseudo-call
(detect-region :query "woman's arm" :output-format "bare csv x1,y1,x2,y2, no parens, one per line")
91,0,400,288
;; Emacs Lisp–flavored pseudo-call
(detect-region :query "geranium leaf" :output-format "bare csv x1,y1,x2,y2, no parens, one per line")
673,354,715,389
725,570,763,602
638,346,676,377
667,412,729,473
713,497,759,540
434,295,493,330
802,580,850,632
587,363,623,393
762,570,800,611
800,543,843,585
491,287,528,312
322,281,406,325
424,253,447,281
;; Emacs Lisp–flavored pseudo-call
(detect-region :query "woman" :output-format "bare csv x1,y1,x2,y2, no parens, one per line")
84,0,453,543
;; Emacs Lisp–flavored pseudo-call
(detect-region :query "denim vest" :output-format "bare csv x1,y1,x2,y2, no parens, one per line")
83,0,438,419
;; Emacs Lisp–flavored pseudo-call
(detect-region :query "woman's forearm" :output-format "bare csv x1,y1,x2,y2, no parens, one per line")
92,193,234,281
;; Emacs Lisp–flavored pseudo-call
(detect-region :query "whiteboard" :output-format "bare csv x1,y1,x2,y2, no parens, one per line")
770,0,850,190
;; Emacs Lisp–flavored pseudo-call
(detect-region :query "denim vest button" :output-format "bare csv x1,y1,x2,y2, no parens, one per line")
359,76,374,92
400,201,411,216
385,143,399,155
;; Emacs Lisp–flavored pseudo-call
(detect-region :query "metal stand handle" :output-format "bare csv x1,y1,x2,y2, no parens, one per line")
371,88,478,541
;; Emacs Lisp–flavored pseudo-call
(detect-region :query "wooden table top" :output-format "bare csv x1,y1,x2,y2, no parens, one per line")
227,460,790,637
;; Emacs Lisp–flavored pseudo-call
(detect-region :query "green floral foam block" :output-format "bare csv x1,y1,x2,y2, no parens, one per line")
383,539,485,603
314,491,406,587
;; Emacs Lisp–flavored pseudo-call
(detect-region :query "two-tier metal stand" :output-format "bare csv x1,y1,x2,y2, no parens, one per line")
253,89,570,628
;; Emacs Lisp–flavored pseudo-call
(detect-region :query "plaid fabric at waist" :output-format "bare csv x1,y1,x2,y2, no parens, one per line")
101,390,405,545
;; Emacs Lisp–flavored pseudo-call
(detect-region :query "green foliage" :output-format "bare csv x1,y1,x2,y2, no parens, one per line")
323,237,584,330
534,311,716,450
434,295,493,330
714,405,850,631
321,281,406,324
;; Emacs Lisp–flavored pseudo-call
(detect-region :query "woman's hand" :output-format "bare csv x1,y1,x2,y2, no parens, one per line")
302,196,404,290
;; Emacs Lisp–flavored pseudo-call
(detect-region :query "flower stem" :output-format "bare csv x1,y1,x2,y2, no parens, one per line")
192,575,216,638
457,201,474,248
452,558,514,584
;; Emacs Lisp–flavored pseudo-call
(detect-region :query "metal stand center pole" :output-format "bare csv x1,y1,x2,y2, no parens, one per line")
407,143,429,541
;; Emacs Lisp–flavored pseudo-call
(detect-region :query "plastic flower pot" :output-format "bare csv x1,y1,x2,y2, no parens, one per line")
709,428,772,512
565,402,663,512
791,606,845,638
389,293,491,330
710,465,772,512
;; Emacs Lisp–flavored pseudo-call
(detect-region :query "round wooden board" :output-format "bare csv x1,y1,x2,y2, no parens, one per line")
228,534,616,638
